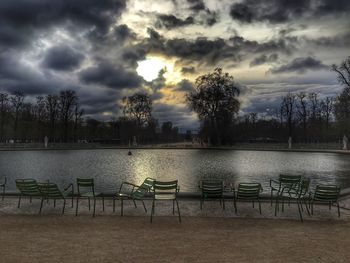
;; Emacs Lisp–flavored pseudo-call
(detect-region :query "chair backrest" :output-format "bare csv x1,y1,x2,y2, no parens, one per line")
38,183,63,199
200,180,224,198
279,174,302,187
237,183,262,200
153,180,178,196
77,178,95,195
314,185,340,202
132,177,155,199
15,179,41,196
299,178,310,196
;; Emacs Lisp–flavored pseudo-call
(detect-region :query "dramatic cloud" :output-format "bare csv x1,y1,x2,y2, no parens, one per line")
0,0,127,48
250,54,278,67
80,62,143,89
0,0,348,128
42,45,85,71
270,57,329,74
175,79,194,92
155,15,194,29
229,0,350,24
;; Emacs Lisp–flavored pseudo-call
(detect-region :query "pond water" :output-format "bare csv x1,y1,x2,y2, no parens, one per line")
1,149,349,192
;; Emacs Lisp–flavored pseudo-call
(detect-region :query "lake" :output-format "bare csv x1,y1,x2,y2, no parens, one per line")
1,149,349,193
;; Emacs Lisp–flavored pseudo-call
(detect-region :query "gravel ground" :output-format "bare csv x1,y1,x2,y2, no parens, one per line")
0,197,350,263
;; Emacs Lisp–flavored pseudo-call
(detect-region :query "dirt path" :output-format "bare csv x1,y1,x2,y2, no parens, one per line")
0,215,349,263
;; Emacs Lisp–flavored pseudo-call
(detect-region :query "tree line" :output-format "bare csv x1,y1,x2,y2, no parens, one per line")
1,57,349,146
187,57,350,145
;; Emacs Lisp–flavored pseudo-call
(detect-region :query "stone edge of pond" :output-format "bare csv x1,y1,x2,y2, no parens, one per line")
0,145,349,155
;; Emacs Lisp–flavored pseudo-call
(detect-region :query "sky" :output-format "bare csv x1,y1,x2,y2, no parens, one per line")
0,0,349,130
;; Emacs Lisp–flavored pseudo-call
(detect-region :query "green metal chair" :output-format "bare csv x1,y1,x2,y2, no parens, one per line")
199,180,225,210
311,185,341,217
38,182,74,215
113,177,155,216
270,174,302,206
274,178,311,222
150,180,181,223
0,176,6,200
16,179,42,211
234,183,263,214
75,178,103,217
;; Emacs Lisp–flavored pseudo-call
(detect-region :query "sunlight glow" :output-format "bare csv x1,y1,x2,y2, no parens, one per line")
137,57,168,82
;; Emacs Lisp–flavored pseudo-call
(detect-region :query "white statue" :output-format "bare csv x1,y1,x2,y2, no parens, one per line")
44,136,49,148
288,137,292,149
343,135,348,150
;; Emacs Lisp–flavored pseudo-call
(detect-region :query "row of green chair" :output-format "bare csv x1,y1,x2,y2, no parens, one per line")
13,176,342,222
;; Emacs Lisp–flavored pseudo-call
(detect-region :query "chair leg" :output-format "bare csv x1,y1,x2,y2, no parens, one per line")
274,197,279,216
120,198,124,216
150,200,155,223
71,195,74,208
223,198,225,210
18,195,22,208
258,200,262,214
2,186,4,201
303,200,310,216
75,197,79,216
234,199,237,214
311,202,314,215
172,200,175,215
93,198,96,217
88,198,91,210
39,198,44,214
176,199,181,223
133,199,137,208
337,202,340,217
113,197,116,213
142,200,147,213
270,190,273,206
297,201,303,222
281,199,284,212
62,199,66,215
200,199,203,210
102,196,105,212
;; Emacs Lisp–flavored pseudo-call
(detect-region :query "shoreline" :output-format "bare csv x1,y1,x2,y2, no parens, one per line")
0,143,349,155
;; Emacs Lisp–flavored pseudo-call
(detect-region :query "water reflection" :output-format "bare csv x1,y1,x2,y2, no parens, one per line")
0,149,349,192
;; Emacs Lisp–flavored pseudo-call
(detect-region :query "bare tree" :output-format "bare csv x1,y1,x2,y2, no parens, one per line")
281,92,296,137
296,92,308,141
45,94,59,141
10,91,24,141
73,103,84,142
0,93,9,142
122,93,152,127
59,90,78,142
332,57,350,89
186,68,240,145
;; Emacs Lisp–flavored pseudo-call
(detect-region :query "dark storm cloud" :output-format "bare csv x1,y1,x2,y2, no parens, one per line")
0,51,64,95
229,0,350,24
79,62,143,89
114,24,136,42
175,79,194,92
42,45,85,71
155,15,195,29
187,0,205,12
181,66,196,74
137,29,296,65
250,54,278,67
0,0,127,49
270,57,329,74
